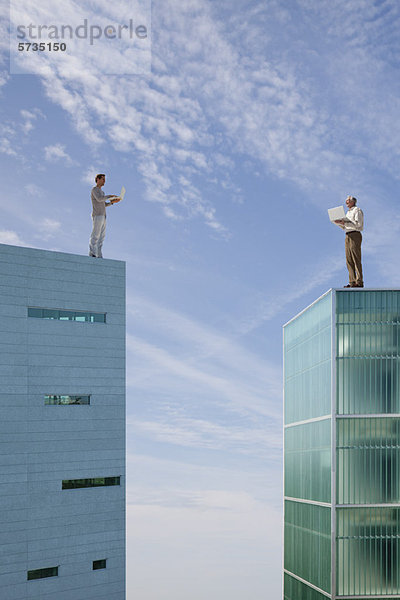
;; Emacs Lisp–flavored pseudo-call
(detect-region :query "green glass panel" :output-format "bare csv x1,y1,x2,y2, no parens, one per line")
336,290,400,325
285,419,331,503
284,573,330,600
44,395,91,405
284,500,331,593
27,307,43,318
93,312,106,323
337,418,400,504
337,323,399,358
284,293,332,424
337,357,400,414
337,507,400,596
336,291,400,415
42,308,58,319
62,477,120,489
27,566,58,580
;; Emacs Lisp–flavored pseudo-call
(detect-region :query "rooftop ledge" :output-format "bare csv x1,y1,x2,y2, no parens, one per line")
0,242,125,266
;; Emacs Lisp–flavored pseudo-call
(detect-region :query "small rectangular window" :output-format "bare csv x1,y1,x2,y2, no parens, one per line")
28,307,106,323
27,566,58,580
93,559,107,570
59,310,74,321
62,477,120,490
93,312,106,323
45,395,91,405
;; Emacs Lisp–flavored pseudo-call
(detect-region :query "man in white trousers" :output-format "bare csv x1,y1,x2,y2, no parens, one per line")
89,174,120,258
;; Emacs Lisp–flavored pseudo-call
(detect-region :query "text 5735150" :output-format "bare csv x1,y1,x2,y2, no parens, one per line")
18,42,67,51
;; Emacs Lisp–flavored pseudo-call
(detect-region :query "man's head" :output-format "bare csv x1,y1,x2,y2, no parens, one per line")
346,195,357,209
95,174,106,187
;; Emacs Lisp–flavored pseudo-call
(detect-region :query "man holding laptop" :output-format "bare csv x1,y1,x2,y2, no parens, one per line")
330,195,364,288
89,174,124,258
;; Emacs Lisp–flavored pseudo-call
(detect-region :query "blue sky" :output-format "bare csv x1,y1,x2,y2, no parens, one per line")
2,0,400,597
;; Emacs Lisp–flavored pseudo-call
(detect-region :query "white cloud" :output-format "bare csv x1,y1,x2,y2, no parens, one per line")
0,124,18,157
81,166,100,186
25,183,44,197
0,230,28,246
20,108,45,134
0,139,17,157
44,143,75,165
41,218,61,233
0,71,8,89
0,109,45,157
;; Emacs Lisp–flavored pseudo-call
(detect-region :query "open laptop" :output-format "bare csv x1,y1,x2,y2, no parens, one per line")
328,205,350,222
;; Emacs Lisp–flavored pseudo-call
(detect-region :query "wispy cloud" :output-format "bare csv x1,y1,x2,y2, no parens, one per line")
126,294,282,418
234,252,344,335
44,143,75,165
0,125,18,157
7,0,400,237
20,108,45,134
1,109,44,158
128,414,281,459
35,218,62,240
25,183,44,197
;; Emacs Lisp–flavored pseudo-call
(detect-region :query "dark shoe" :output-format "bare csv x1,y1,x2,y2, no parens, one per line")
354,283,364,287
89,253,96,257
344,284,354,288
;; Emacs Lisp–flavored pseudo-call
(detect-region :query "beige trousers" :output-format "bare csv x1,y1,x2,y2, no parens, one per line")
345,231,363,285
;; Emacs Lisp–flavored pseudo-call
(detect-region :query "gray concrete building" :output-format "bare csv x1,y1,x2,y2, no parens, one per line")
0,243,125,599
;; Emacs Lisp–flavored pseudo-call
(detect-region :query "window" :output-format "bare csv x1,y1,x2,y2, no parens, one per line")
27,566,58,580
93,559,107,570
45,395,91,405
28,307,106,323
62,477,120,490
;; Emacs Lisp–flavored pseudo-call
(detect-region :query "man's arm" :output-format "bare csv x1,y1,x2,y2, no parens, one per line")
92,188,120,207
105,196,121,206
334,219,346,229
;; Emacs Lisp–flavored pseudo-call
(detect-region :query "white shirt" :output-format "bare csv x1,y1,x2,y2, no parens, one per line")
343,206,363,232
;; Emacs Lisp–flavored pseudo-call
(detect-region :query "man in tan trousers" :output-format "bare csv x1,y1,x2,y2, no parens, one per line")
335,196,364,288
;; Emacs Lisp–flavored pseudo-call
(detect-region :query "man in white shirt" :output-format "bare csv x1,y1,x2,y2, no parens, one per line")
335,196,364,288
89,174,120,258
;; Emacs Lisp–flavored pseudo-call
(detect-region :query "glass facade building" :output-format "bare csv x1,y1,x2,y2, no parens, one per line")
283,289,400,600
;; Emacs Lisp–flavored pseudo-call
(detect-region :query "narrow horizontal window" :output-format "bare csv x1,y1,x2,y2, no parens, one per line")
93,559,107,570
28,307,106,323
45,395,91,405
27,566,58,580
62,477,120,490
